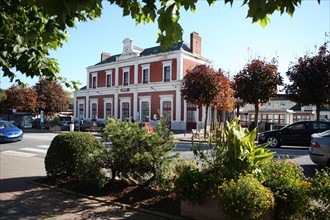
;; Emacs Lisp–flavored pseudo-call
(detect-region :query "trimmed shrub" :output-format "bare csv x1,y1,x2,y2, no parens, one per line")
45,132,107,188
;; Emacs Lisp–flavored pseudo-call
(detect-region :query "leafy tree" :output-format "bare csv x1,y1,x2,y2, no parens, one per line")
211,69,236,114
34,79,70,116
1,0,318,87
181,65,219,135
0,89,7,114
285,43,330,121
1,85,37,114
234,59,282,130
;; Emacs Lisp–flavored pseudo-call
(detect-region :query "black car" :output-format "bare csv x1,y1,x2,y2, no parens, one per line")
258,121,330,147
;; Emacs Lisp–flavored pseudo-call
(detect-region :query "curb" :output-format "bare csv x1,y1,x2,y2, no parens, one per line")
28,180,184,220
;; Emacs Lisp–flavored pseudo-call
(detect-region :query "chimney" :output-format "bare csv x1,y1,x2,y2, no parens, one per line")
190,32,201,55
101,52,111,61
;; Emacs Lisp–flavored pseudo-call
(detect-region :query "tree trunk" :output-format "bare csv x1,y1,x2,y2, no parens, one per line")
204,105,209,138
316,104,320,121
254,103,259,136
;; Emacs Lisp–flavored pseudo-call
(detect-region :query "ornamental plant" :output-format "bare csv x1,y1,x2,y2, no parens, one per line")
257,159,311,220
192,118,275,180
306,168,330,219
101,118,177,186
172,160,211,205
218,174,274,220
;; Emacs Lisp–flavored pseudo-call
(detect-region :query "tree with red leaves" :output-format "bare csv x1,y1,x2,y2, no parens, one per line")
234,59,282,129
34,79,70,116
285,43,330,121
1,85,37,114
211,69,236,112
181,65,230,135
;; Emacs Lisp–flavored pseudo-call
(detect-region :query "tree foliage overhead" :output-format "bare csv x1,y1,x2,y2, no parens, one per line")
285,43,330,121
34,79,70,115
0,85,37,114
234,58,282,126
1,0,318,87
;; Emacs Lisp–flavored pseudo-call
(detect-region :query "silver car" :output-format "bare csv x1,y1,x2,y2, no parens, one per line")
309,129,330,167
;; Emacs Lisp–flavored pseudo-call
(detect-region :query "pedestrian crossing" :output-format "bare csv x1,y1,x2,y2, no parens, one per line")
1,145,49,158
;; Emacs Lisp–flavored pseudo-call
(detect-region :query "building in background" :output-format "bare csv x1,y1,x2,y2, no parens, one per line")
73,32,212,130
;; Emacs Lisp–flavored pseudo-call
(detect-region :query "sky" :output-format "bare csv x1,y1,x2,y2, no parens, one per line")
1,1,329,90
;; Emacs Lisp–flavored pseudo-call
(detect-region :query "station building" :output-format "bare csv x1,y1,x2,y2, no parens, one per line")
73,32,212,130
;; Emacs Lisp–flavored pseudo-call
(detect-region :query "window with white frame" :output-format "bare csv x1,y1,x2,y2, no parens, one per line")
162,101,172,120
78,103,84,119
105,103,112,119
141,64,150,84
122,68,130,86
187,103,196,122
91,103,97,119
141,101,150,121
164,66,171,82
122,102,130,120
106,72,112,87
92,75,97,89
143,69,149,84
162,61,172,82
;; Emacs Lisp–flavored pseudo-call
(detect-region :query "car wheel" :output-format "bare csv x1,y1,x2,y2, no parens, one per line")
266,136,280,148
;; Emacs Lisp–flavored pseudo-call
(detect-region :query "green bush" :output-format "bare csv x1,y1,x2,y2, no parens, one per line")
257,159,311,220
45,132,107,188
101,118,177,186
306,168,330,219
172,160,211,205
218,174,274,220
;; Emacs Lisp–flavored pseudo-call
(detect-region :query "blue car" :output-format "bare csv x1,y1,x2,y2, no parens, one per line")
0,120,23,142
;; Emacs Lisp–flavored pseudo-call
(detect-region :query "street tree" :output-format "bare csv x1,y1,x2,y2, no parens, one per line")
211,69,236,127
234,59,282,130
1,85,37,114
0,89,7,114
285,43,330,121
1,0,319,87
181,65,219,135
212,69,236,112
34,79,70,116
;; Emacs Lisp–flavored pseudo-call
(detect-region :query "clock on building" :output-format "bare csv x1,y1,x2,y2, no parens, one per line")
124,45,130,53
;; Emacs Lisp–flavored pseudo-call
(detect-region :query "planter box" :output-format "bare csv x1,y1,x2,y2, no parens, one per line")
181,199,274,220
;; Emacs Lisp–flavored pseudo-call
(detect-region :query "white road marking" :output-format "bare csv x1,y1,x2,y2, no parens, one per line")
1,150,37,157
35,145,49,149
20,148,47,154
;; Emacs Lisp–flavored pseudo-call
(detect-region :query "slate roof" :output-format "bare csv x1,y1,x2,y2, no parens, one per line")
94,41,191,66
289,103,330,111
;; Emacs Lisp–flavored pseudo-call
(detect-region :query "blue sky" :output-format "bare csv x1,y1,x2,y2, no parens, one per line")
1,1,329,90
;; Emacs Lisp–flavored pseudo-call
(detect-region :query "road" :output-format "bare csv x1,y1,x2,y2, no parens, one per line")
0,132,319,177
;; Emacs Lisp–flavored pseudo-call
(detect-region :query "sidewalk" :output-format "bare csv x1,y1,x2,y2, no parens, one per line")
0,148,181,220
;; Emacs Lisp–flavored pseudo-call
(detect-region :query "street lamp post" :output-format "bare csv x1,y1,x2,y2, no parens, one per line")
236,97,243,118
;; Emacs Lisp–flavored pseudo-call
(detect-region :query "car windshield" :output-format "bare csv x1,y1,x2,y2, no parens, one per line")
0,121,16,129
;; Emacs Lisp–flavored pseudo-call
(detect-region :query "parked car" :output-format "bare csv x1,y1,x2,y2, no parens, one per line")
309,129,330,167
61,121,71,131
0,120,23,142
258,121,330,147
